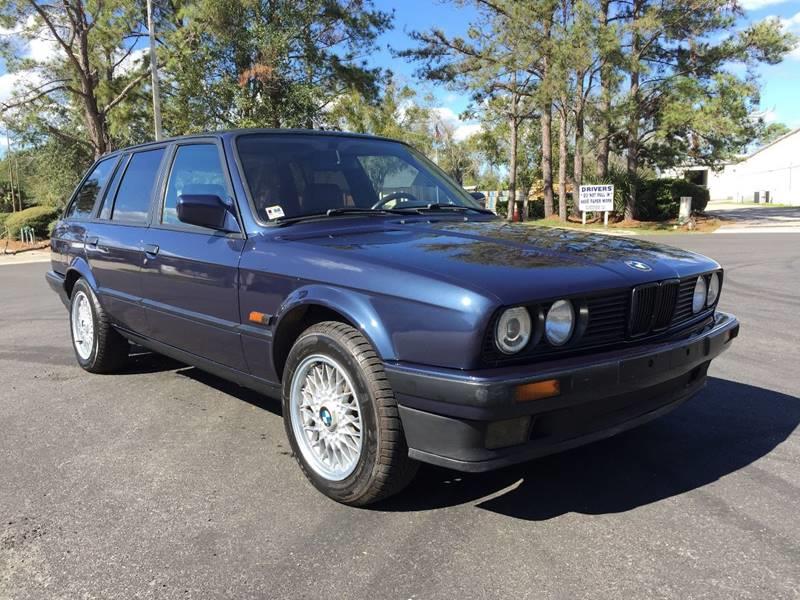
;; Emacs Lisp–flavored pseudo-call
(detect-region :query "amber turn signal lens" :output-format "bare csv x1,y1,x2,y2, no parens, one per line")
514,379,560,403
248,311,270,325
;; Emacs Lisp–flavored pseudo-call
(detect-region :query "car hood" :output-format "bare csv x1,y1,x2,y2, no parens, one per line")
278,218,719,305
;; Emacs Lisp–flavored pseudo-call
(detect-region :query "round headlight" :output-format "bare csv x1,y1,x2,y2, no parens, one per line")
706,272,720,306
545,300,575,346
495,307,532,354
692,276,707,313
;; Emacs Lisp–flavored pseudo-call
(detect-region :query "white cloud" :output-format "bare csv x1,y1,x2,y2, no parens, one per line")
431,106,482,141
779,10,800,29
454,122,482,141
431,106,460,122
0,14,62,63
27,34,61,63
0,70,43,105
116,47,148,75
763,109,778,122
775,11,800,59
740,0,792,10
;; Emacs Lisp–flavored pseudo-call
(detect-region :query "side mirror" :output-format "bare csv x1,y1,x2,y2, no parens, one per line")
177,194,234,231
469,191,487,208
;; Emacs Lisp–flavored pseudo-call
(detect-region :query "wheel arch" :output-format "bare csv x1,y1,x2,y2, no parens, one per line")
271,286,396,382
64,257,98,299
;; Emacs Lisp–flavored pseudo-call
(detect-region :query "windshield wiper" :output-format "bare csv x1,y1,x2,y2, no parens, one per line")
393,203,495,215
274,207,404,226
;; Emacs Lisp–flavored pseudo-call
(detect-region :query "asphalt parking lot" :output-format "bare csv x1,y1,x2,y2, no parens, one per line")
1,232,798,599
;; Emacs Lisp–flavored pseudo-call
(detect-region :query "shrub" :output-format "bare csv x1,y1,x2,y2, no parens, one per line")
4,205,61,239
0,212,10,231
47,219,59,237
636,178,710,221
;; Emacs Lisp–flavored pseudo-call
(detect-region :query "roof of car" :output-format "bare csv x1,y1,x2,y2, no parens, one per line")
101,128,404,159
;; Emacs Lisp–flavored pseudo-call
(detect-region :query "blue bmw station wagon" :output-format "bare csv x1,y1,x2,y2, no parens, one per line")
47,129,739,505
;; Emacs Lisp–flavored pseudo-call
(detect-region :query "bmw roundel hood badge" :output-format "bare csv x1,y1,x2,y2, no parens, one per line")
625,260,652,272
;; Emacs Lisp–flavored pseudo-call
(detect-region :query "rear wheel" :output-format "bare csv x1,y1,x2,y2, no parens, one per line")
69,279,129,373
282,321,418,506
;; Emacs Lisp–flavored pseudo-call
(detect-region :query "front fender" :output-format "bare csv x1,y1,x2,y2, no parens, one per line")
274,284,397,361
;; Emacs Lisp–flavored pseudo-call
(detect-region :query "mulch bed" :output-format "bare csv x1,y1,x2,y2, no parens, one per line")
1,239,50,255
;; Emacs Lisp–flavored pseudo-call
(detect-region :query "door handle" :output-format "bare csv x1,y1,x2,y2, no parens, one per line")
144,244,160,257
86,236,99,248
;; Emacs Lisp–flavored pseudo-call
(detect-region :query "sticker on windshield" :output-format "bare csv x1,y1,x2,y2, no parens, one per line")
265,205,285,220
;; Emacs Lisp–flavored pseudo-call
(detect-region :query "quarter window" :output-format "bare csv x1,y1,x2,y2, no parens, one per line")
163,144,228,225
65,158,118,219
110,149,165,224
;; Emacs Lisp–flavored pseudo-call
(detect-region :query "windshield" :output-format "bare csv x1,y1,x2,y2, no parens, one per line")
235,133,481,222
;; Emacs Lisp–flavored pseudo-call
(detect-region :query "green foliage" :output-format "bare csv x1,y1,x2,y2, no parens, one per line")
0,177,30,212
5,139,91,209
0,0,151,157
491,198,545,220
756,122,792,147
4,206,61,240
330,79,434,150
637,179,710,221
47,219,59,238
160,0,392,133
0,212,10,229
1,0,797,223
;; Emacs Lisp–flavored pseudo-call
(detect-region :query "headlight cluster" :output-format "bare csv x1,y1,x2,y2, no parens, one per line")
495,300,576,354
495,307,532,354
692,272,722,314
545,300,575,346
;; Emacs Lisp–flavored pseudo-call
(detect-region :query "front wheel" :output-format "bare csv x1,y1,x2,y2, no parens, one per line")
282,322,418,506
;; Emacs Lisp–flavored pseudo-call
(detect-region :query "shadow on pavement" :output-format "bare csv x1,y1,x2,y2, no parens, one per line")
375,377,799,519
123,349,185,374
121,350,283,416
177,365,283,417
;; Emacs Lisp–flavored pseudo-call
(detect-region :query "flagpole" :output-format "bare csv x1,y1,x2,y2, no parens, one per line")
5,127,16,213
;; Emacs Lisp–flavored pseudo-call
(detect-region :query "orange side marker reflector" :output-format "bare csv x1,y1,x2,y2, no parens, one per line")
515,379,560,403
249,311,270,325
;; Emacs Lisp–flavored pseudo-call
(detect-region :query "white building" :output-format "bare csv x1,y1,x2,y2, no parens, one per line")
672,127,800,205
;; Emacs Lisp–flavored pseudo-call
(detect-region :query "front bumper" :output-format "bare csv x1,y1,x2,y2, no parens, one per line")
385,311,739,472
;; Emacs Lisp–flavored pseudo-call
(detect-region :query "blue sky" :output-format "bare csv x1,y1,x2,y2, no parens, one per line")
371,0,800,131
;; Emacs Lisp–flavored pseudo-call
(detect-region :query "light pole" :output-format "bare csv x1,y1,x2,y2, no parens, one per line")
146,0,163,141
4,126,17,213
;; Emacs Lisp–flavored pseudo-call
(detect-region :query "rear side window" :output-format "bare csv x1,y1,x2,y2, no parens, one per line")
110,149,165,224
163,145,227,225
65,158,118,219
97,155,129,220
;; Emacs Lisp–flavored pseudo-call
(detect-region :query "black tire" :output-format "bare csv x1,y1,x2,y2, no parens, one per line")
69,278,129,374
282,321,418,506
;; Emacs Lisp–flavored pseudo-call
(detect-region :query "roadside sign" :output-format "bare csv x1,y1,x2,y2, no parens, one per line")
579,185,614,212
579,184,614,227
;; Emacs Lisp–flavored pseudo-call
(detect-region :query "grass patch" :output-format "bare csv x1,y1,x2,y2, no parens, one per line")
521,213,722,234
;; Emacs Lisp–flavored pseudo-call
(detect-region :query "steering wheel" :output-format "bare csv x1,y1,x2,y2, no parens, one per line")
372,191,420,210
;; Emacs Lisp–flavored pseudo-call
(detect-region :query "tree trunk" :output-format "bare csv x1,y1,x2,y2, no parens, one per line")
540,13,554,219
522,187,529,221
595,0,611,180
508,115,518,222
558,104,568,221
541,103,554,218
625,3,641,221
574,75,584,214
83,97,108,159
